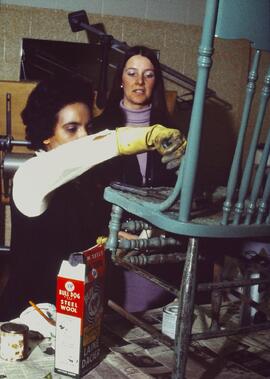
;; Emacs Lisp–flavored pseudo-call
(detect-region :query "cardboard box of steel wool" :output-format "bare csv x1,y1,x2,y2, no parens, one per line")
54,243,105,378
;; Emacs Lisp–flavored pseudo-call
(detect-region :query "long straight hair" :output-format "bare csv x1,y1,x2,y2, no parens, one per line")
94,45,173,130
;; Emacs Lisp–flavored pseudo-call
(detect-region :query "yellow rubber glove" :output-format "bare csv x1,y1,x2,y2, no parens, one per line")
116,124,185,156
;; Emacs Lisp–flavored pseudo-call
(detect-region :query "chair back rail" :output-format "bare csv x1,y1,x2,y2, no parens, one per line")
215,0,270,51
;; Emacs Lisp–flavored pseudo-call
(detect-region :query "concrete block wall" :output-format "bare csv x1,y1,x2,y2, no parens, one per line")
0,0,206,25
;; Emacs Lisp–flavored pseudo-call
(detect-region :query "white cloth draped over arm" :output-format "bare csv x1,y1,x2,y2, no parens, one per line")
12,129,119,217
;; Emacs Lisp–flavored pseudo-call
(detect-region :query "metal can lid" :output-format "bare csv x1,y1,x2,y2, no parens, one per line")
164,305,179,315
0,322,29,334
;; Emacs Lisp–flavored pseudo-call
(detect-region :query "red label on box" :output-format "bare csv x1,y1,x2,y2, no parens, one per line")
84,244,105,282
56,277,85,319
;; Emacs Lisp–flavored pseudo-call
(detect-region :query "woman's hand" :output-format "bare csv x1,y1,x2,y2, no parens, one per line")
161,133,187,170
145,124,187,170
115,124,186,159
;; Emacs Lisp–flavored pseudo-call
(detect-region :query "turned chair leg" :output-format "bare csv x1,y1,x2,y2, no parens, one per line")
210,257,224,331
173,237,198,379
106,204,123,257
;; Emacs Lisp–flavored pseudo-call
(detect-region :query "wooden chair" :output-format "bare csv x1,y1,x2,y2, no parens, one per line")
103,1,270,378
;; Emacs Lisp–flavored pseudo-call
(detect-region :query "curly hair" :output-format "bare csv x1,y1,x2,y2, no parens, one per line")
21,75,94,150
93,45,173,131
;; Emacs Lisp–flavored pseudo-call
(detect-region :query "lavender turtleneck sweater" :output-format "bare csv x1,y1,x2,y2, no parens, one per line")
120,100,152,184
114,101,174,313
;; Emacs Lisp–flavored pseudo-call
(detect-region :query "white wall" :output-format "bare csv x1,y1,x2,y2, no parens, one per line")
0,0,206,25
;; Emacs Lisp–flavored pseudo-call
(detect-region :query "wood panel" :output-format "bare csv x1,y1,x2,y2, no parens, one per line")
0,80,36,153
165,90,177,115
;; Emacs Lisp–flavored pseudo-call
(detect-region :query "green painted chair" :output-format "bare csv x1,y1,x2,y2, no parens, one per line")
104,1,270,378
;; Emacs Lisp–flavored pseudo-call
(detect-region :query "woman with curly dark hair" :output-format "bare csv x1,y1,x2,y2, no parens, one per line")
21,75,94,151
0,74,184,320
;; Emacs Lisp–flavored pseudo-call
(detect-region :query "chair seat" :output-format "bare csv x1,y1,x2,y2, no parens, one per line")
104,185,270,238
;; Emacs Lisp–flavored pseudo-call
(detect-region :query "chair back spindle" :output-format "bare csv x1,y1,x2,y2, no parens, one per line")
222,50,261,225
179,0,218,222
